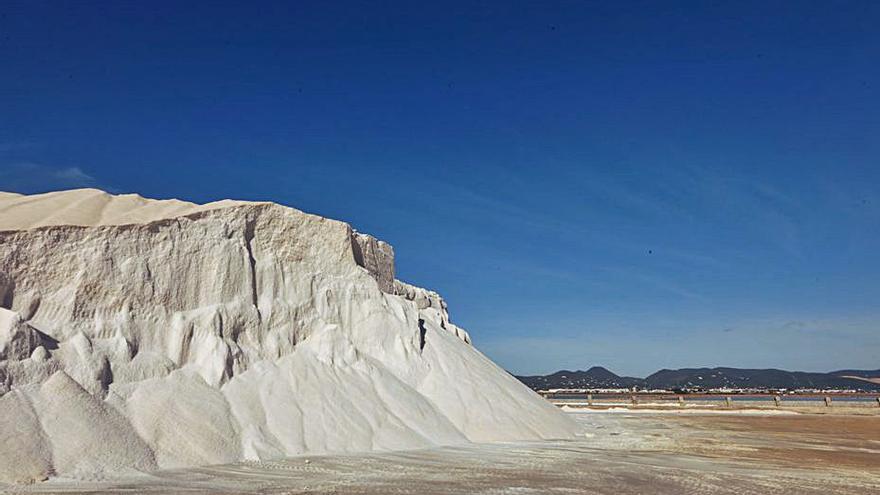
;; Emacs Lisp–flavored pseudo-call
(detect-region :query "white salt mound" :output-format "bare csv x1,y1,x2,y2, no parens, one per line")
0,188,577,483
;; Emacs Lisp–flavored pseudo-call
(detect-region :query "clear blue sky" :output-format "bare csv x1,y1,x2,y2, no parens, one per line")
2,1,878,376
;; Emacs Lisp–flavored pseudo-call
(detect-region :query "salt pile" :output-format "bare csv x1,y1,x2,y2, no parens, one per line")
0,189,577,483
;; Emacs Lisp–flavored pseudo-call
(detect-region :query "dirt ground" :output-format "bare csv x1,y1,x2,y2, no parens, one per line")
665,412,880,470
4,410,879,495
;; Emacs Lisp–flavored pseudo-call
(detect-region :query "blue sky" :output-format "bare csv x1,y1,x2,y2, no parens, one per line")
1,1,878,376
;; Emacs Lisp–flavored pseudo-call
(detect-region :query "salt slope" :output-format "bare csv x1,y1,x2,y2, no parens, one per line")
0,189,577,483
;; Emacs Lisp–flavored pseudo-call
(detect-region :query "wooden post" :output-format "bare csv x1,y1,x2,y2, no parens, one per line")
725,396,732,408
587,393,593,406
774,395,781,407
824,396,832,407
678,395,684,407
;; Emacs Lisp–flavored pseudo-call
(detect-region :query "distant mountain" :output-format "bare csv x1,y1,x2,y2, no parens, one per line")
644,367,880,390
516,366,880,391
517,366,642,390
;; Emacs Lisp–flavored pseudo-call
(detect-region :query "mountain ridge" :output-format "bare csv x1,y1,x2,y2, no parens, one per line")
517,366,880,391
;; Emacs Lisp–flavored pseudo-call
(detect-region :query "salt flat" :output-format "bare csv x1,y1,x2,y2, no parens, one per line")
8,410,878,494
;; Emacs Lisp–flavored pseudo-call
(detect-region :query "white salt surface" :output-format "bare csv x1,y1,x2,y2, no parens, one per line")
0,189,578,483
7,411,877,494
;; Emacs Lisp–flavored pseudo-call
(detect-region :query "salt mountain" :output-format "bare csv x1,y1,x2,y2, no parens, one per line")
0,189,577,484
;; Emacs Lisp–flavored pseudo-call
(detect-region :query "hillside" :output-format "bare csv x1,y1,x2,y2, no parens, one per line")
517,366,880,391
517,367,642,390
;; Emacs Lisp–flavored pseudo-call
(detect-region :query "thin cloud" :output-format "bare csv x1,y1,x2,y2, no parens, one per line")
0,162,98,193
52,166,95,184
598,265,707,302
671,163,806,258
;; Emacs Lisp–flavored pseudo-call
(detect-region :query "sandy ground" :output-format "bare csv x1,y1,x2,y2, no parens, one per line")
4,410,878,495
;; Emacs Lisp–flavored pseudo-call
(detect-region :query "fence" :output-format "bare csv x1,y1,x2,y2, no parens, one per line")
538,392,880,409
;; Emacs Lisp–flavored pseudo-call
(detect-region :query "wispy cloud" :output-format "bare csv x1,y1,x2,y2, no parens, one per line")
558,163,809,259
0,162,98,193
597,265,707,301
668,163,807,258
51,166,95,184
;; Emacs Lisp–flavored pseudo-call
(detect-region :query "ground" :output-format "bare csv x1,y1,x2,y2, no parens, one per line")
5,409,879,494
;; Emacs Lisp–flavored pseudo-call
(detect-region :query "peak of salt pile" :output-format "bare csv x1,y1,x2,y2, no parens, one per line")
0,188,577,484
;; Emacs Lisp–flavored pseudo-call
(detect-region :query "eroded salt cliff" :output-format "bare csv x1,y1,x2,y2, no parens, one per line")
0,189,576,484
